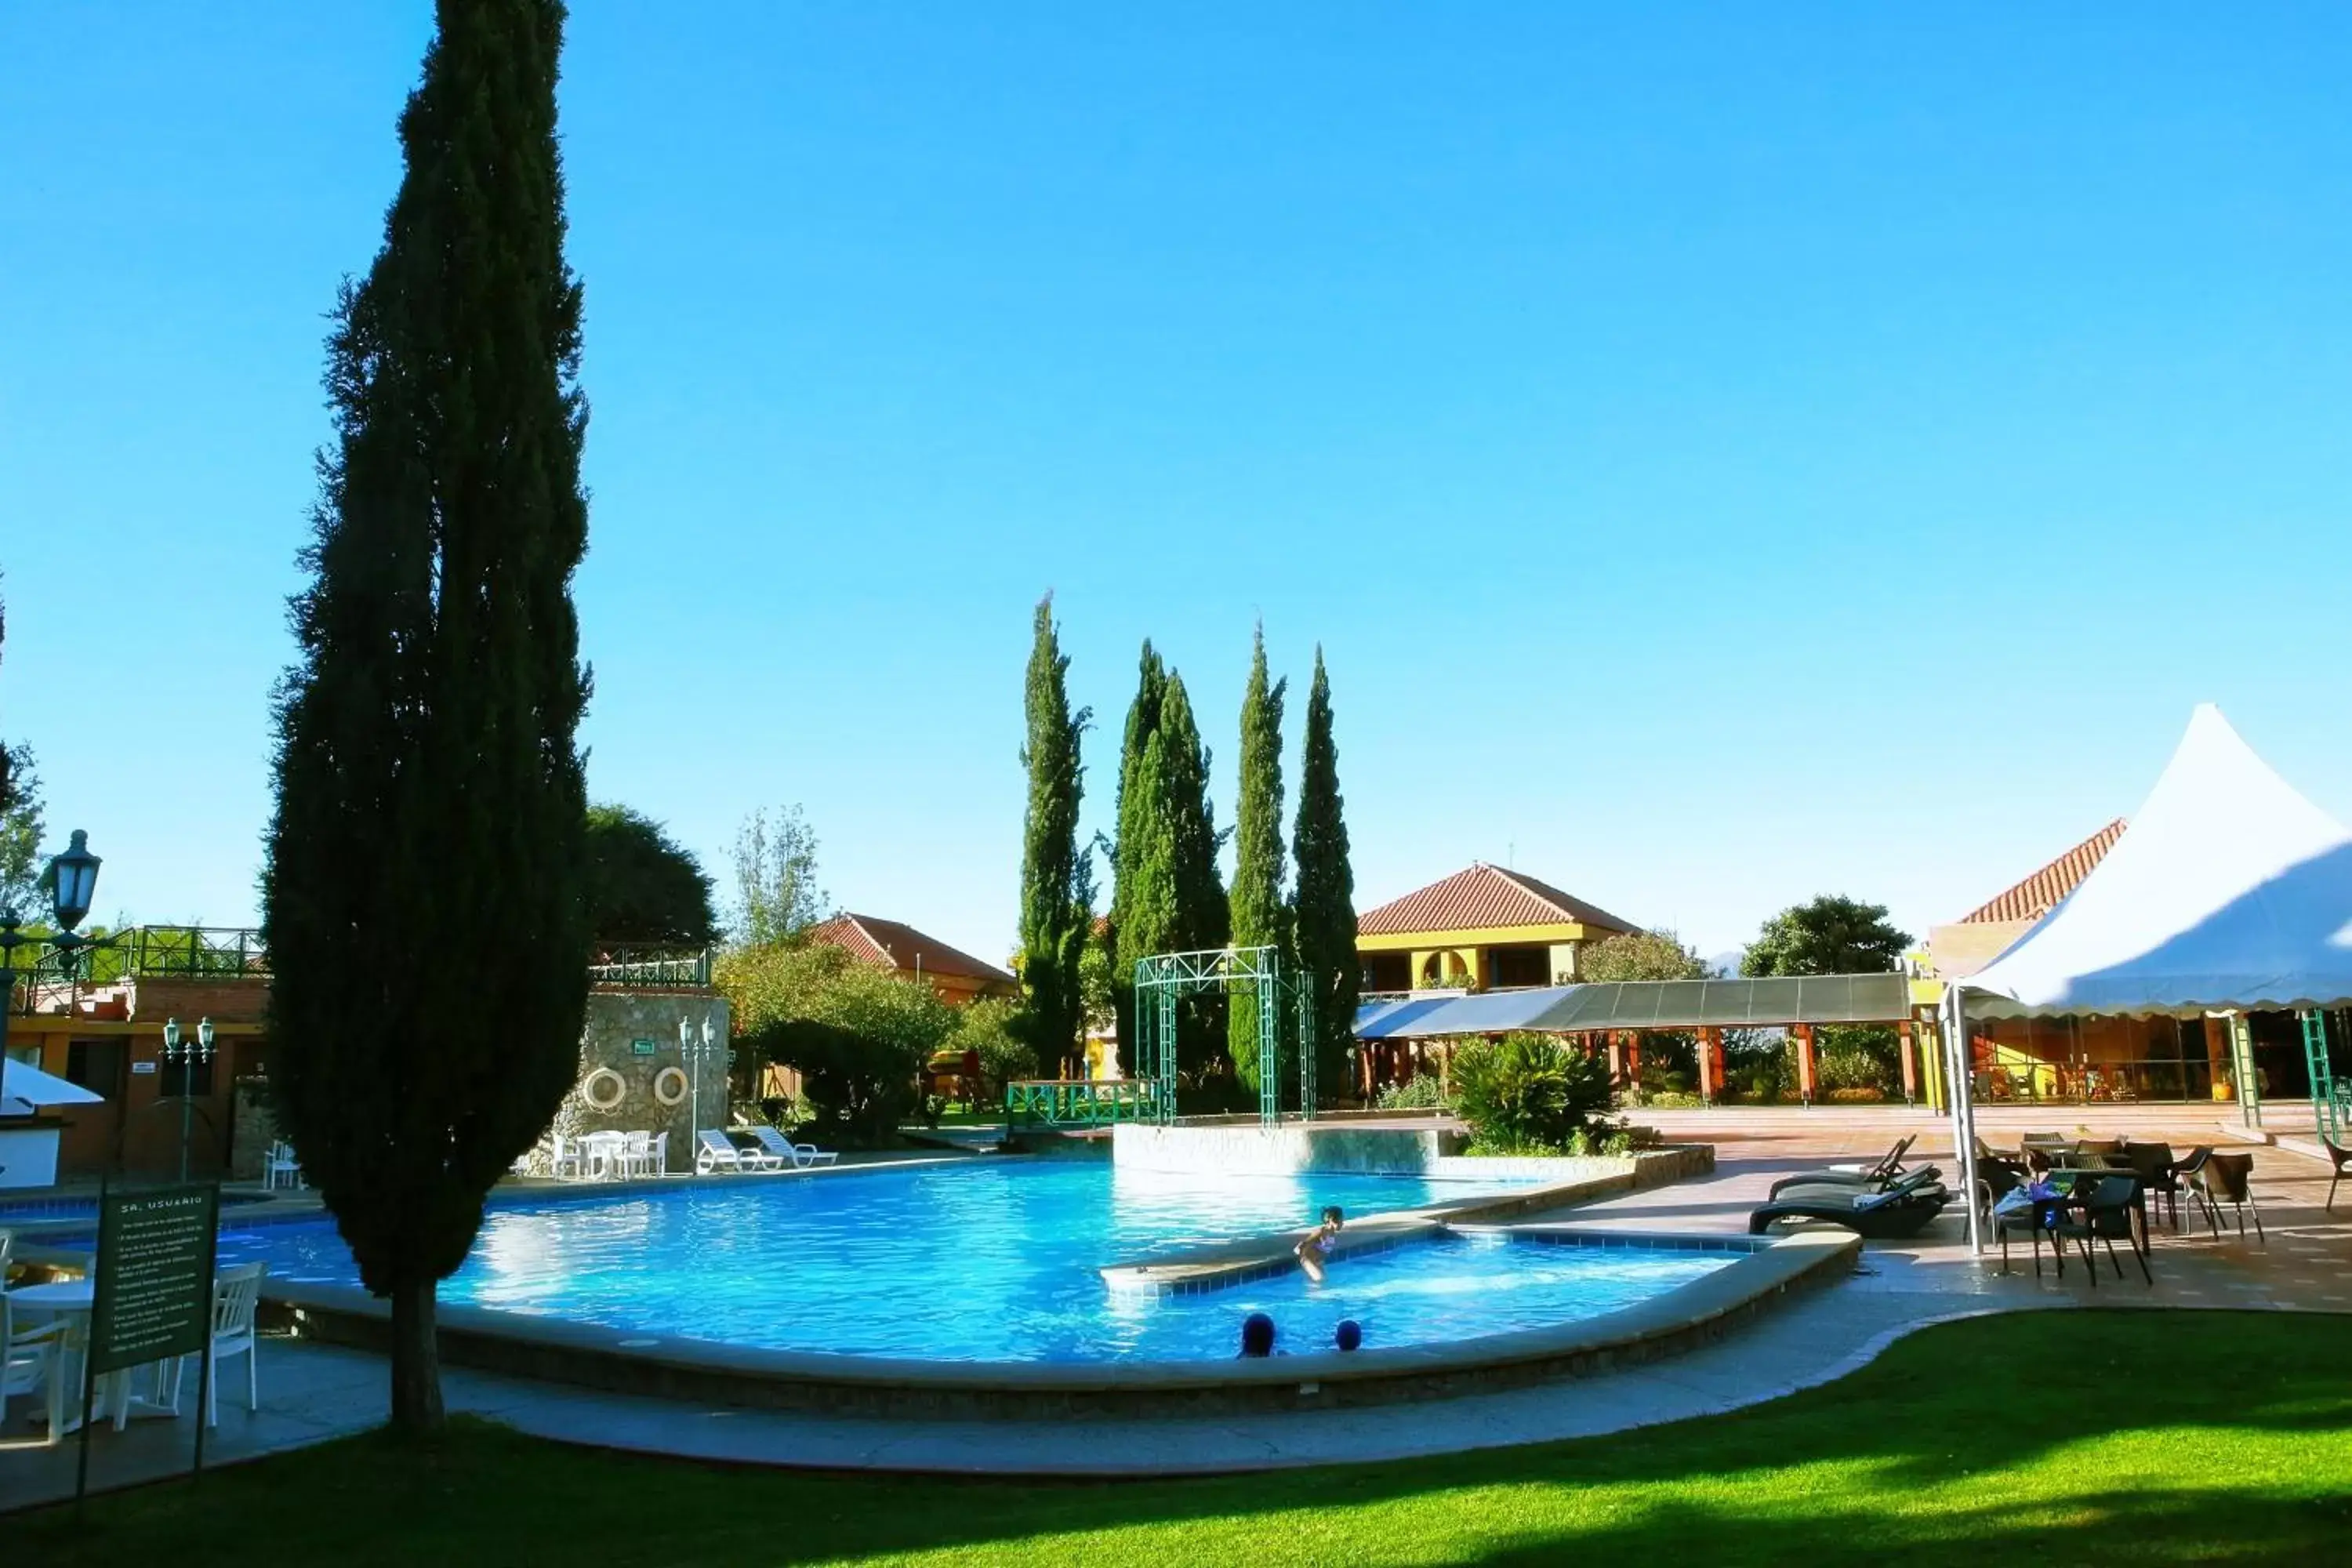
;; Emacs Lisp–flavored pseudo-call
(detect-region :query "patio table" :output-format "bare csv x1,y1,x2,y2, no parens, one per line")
4,1279,180,1432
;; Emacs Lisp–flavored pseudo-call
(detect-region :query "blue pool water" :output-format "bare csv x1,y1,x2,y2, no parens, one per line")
219,1162,1730,1363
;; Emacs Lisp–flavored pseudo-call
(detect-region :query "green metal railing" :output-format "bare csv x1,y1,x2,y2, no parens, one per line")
587,946,714,989
1004,1078,1162,1130
5,924,714,1013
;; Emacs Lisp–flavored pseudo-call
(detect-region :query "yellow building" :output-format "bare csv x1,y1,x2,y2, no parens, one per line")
1356,862,1638,993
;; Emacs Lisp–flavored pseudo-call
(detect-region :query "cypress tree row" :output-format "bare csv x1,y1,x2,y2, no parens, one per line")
262,0,591,1432
1155,672,1229,1077
1107,643,1167,1069
1228,626,1290,1091
1015,594,1091,1077
1291,648,1358,1106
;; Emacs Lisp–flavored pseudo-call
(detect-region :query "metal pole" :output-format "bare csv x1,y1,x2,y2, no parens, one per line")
1944,986,1982,1255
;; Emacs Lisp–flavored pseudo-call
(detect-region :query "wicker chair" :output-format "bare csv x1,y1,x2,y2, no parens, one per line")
2053,1175,2151,1286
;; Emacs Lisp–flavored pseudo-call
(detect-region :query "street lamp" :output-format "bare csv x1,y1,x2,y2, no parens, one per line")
681,1013,724,1138
2,829,103,1062
162,1014,216,1182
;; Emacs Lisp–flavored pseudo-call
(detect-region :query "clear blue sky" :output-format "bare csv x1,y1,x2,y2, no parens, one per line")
4,3,2348,964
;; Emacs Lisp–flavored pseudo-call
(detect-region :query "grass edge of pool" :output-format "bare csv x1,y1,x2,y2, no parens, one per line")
23,1309,2352,1566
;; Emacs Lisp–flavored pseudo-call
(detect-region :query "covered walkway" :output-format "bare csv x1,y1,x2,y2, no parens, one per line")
1354,974,1923,1105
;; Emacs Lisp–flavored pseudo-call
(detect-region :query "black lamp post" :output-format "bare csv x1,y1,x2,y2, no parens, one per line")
1,829,103,1063
163,1015,216,1183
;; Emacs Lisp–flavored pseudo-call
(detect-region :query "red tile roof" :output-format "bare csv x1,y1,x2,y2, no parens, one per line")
810,914,1017,987
1956,818,2127,925
1356,863,1639,938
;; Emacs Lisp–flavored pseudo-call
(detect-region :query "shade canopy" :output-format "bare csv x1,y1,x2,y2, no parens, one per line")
2,1057,106,1109
1355,975,1913,1040
1962,704,2352,1018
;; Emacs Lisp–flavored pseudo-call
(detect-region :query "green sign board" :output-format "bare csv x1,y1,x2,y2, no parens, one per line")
631,1038,659,1057
89,1183,220,1376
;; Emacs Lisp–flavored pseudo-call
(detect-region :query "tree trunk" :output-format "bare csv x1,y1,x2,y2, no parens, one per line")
388,1277,445,1432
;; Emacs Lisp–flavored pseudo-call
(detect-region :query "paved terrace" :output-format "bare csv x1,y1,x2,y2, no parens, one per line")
5,1106,2347,1509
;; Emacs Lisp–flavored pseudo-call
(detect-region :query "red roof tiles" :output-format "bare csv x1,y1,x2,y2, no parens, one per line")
1956,818,2127,925
1356,863,1639,938
809,914,1017,987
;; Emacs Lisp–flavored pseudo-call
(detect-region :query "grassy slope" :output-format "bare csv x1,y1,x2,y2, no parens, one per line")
24,1311,2352,1567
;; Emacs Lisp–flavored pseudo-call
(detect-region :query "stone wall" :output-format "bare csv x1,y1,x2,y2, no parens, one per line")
516,989,733,1176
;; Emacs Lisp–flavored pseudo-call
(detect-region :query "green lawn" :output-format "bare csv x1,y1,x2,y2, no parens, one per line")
24,1311,2352,1566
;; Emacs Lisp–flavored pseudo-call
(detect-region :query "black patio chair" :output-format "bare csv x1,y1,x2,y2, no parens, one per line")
2191,1152,2265,1243
2322,1134,2352,1214
2053,1175,2151,1287
2120,1141,2182,1229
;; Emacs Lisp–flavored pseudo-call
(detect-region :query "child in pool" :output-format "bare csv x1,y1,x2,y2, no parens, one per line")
1294,1206,1345,1283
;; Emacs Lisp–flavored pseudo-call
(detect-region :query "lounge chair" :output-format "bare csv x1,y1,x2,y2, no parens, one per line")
1819,1134,1916,1181
694,1128,782,1174
1748,1178,1953,1240
746,1123,838,1170
1767,1163,1942,1202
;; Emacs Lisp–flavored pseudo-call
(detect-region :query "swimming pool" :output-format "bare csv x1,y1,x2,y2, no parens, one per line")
222,1160,1732,1363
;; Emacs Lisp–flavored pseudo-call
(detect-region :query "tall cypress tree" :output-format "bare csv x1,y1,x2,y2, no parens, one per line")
1016,594,1091,1077
262,0,590,1432
1228,626,1289,1091
1107,642,1167,1069
1291,648,1357,1107
1156,672,1228,1076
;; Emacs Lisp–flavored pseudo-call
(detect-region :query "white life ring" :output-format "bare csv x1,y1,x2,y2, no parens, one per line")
652,1066,690,1108
580,1066,627,1112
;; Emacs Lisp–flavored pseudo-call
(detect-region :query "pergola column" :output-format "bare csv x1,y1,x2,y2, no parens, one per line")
1606,1032,1627,1089
1897,1019,1918,1104
1794,1022,1818,1105
1624,1031,1642,1086
1696,1025,1722,1105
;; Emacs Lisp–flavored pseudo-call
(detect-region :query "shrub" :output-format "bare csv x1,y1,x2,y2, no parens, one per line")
946,996,1036,1087
1374,1075,1453,1112
765,1018,928,1148
1451,1033,1613,1154
1827,1085,1886,1104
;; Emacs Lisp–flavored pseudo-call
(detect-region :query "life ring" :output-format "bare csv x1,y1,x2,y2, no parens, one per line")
652,1066,690,1108
580,1067,627,1112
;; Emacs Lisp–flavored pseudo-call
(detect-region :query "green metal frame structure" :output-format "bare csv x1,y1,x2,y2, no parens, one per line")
1003,1078,1162,1130
1131,946,1314,1127
2302,1008,2345,1143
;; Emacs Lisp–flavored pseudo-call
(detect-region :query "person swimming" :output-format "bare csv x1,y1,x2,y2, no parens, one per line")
1294,1205,1345,1283
1334,1319,1363,1352
1238,1312,1278,1358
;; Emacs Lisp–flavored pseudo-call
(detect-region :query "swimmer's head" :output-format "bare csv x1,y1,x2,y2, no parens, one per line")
1240,1312,1276,1357
1321,1206,1345,1229
1334,1319,1363,1352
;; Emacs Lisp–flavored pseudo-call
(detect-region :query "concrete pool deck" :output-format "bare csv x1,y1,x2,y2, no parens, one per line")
8,1114,2350,1508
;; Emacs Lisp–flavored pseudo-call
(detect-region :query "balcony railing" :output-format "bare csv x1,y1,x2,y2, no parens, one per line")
4,925,715,1013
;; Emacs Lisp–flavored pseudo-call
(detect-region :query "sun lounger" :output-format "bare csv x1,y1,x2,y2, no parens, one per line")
694,1128,783,1174
1818,1134,1916,1181
746,1123,837,1170
1748,1180,1952,1240
1766,1164,1942,1202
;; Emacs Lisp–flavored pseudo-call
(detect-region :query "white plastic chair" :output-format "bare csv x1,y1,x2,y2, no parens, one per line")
647,1131,668,1177
619,1131,653,1178
263,1140,305,1192
548,1135,584,1180
746,1123,838,1170
147,1261,266,1429
2,1290,71,1444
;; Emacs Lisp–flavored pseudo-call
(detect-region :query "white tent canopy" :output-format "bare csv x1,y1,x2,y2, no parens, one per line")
1962,704,2352,1018
1944,704,2352,1254
2,1056,106,1112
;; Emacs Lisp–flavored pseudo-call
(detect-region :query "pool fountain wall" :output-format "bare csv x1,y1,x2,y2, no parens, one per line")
1109,1121,1715,1189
